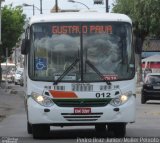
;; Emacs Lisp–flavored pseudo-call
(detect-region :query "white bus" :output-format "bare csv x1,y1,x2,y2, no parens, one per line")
22,12,136,138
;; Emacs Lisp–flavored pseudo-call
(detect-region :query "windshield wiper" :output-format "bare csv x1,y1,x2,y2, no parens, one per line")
53,58,80,85
85,60,111,85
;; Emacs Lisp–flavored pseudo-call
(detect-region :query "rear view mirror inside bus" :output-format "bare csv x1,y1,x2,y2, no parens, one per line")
21,39,30,55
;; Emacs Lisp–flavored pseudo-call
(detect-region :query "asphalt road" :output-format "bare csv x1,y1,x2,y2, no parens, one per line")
0,85,160,143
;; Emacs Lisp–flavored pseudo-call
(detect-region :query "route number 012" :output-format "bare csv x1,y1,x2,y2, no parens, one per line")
95,92,111,98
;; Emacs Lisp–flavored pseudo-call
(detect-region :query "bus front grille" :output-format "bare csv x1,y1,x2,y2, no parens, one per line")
61,113,103,122
53,99,112,107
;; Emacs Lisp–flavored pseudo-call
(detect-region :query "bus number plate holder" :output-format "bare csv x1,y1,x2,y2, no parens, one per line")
74,108,91,114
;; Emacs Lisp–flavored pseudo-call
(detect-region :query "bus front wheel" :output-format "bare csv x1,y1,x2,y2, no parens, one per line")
108,123,126,138
95,124,106,131
32,124,50,139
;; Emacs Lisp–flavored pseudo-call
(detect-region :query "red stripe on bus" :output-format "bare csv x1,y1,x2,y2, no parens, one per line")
49,90,78,98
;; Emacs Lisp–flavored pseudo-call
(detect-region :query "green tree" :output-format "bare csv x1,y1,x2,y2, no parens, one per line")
112,0,160,40
0,5,26,85
0,5,26,61
112,0,160,83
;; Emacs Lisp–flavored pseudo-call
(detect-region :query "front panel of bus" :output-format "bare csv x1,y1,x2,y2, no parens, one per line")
26,21,136,124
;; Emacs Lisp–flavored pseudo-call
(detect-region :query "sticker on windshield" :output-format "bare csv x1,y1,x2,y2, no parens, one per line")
103,74,118,80
35,58,47,70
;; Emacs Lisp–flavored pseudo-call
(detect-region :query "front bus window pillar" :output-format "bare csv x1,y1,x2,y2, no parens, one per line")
80,24,84,81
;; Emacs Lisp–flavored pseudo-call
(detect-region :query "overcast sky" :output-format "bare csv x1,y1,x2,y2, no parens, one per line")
2,0,114,18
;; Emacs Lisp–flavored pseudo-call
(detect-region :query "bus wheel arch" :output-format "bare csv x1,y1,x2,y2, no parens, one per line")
27,121,32,134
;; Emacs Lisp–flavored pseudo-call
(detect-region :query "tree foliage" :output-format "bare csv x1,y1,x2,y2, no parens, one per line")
0,5,26,61
112,0,160,39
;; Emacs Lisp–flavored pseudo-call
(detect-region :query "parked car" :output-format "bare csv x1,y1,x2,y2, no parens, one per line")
10,69,15,83
14,68,24,85
2,71,13,83
141,73,160,104
143,68,152,80
1,63,16,83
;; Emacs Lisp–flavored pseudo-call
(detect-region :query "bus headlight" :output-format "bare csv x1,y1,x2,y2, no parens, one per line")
110,91,132,107
31,92,54,107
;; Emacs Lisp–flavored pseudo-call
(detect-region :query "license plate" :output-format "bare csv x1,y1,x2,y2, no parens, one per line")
74,108,91,114
153,86,160,89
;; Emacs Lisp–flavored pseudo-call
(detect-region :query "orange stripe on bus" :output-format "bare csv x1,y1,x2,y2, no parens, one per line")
49,90,78,98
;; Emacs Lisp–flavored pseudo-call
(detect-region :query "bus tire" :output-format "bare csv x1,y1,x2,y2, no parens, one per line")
27,121,32,134
95,124,106,131
108,123,126,138
32,124,50,139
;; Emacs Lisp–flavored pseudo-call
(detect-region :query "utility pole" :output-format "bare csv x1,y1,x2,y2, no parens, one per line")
23,3,41,15
55,0,58,12
0,0,5,45
0,0,2,45
106,0,109,12
5,48,8,91
33,4,35,15
15,47,17,70
94,0,109,12
0,0,5,87
40,0,42,14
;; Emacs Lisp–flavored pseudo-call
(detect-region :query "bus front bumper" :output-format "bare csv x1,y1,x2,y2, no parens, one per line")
27,96,136,125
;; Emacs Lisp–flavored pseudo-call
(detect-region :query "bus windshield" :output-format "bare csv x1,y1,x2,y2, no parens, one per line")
29,22,134,82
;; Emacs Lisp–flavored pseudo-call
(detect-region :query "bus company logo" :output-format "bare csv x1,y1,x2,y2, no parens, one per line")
80,101,84,105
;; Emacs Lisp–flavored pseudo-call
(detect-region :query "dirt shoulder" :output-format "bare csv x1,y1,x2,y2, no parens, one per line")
0,84,25,122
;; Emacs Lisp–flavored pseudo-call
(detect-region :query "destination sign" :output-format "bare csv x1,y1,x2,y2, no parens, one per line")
52,25,112,34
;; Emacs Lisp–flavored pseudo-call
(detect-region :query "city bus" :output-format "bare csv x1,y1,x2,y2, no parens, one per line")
21,12,136,138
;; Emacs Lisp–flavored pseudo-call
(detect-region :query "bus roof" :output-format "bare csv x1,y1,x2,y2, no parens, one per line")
29,12,132,25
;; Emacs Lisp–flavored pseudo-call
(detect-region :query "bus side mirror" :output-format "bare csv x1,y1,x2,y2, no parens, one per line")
135,37,142,54
21,39,30,55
